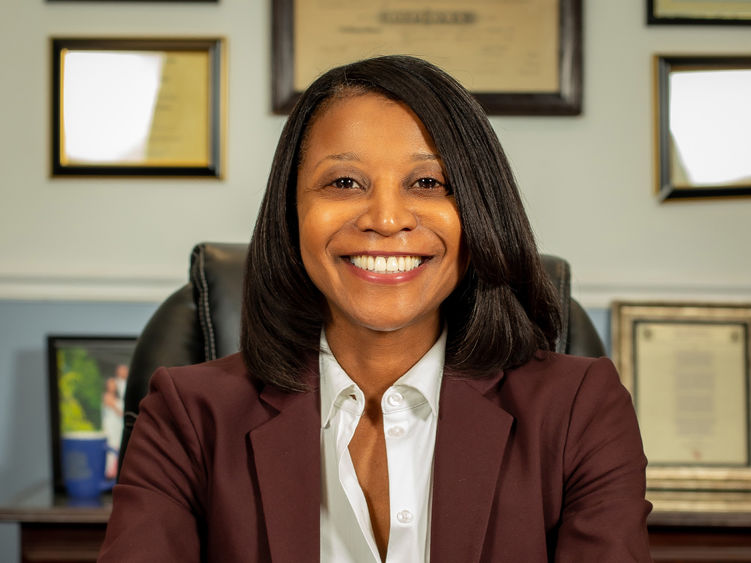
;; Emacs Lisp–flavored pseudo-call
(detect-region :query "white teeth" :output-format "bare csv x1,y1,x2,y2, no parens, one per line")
350,255,423,273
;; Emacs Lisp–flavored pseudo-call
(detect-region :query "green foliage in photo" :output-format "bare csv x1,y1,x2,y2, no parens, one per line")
57,348,102,432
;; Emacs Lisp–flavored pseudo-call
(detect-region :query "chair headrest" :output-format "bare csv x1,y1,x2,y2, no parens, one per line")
190,242,248,360
190,242,572,359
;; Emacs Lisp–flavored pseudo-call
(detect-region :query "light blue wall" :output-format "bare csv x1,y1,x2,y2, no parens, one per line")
587,307,611,356
0,300,158,562
0,299,610,561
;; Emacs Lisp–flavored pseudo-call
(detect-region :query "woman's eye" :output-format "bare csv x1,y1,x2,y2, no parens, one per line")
332,177,360,190
413,177,445,191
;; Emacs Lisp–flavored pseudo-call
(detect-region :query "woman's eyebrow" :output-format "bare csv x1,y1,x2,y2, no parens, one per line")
311,152,360,170
411,152,440,162
309,151,440,170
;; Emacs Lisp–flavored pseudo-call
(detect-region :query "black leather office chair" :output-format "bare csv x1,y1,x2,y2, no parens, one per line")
119,242,606,471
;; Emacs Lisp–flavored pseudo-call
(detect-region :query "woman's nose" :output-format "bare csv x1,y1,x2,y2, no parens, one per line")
355,183,417,235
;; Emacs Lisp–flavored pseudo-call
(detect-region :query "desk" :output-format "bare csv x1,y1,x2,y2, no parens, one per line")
0,485,110,563
649,510,751,562
2,485,751,562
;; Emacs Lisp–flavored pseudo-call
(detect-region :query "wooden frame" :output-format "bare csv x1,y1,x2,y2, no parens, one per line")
271,0,582,115
611,302,751,512
51,37,225,177
647,0,751,25
47,335,137,493
654,55,751,201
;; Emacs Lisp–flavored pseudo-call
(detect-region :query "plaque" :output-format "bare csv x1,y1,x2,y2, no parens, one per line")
612,302,751,512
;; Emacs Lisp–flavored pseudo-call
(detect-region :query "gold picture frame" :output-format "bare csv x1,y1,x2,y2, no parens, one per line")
271,0,582,116
611,302,751,512
51,37,225,177
648,0,751,24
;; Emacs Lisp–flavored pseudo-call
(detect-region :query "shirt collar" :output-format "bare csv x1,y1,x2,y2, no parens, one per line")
319,328,447,428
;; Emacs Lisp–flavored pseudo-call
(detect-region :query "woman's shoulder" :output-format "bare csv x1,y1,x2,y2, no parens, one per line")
499,351,628,418
145,353,266,417
508,351,619,386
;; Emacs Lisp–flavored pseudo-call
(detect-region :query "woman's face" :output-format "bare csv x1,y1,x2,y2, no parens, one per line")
296,93,467,335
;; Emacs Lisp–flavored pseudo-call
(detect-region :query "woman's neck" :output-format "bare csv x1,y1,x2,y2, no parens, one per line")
324,318,442,401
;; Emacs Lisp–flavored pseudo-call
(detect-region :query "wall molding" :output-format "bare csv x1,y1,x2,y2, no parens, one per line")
1,274,748,309
575,281,751,309
0,274,184,302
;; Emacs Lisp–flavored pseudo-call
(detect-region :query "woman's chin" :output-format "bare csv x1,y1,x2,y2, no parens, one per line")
329,309,440,337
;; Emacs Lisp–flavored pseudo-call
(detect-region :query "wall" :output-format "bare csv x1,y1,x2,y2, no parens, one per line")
0,0,750,560
1,0,750,307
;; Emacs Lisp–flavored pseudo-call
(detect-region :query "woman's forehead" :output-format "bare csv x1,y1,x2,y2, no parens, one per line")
300,93,439,163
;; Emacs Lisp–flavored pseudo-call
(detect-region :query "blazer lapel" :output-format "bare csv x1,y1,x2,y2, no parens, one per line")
430,372,513,563
249,381,320,563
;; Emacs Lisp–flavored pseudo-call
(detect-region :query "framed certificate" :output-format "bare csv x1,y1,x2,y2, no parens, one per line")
51,38,225,177
612,302,751,511
272,0,582,116
654,55,751,201
648,0,751,24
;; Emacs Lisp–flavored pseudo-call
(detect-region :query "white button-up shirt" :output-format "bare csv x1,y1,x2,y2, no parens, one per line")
319,329,446,563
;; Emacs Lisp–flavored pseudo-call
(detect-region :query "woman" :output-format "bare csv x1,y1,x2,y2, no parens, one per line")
100,55,651,562
101,376,123,480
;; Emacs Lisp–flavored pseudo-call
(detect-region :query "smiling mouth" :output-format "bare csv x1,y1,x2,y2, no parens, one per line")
349,255,425,273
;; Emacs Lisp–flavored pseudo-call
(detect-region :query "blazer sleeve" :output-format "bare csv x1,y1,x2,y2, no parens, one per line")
98,367,206,562
555,357,653,562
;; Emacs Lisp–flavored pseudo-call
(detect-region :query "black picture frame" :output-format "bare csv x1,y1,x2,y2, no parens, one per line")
47,335,137,493
654,55,751,201
51,37,224,177
647,0,751,25
271,0,582,116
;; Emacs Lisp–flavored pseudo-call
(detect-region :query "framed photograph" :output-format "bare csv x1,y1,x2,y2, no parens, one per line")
51,37,225,177
611,302,751,511
47,335,137,493
272,0,582,115
654,55,751,201
647,0,751,25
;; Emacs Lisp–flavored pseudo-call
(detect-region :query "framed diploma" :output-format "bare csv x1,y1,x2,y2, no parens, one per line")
654,55,751,201
51,38,225,177
272,0,582,116
648,0,751,24
612,302,751,511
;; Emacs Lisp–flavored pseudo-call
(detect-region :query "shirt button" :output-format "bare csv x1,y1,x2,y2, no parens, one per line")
396,510,413,524
387,426,405,438
387,392,404,407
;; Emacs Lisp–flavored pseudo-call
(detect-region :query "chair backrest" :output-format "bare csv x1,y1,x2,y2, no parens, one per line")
119,242,605,472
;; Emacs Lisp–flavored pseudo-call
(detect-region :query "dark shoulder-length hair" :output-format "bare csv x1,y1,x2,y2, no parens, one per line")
242,55,561,391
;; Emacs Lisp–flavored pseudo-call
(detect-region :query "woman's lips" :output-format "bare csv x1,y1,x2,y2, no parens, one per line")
344,254,430,284
349,254,424,273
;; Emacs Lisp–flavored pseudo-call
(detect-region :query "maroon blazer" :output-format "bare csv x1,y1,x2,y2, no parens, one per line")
99,352,652,562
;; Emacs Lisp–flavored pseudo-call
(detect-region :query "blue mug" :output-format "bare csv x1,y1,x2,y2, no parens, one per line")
61,431,117,499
